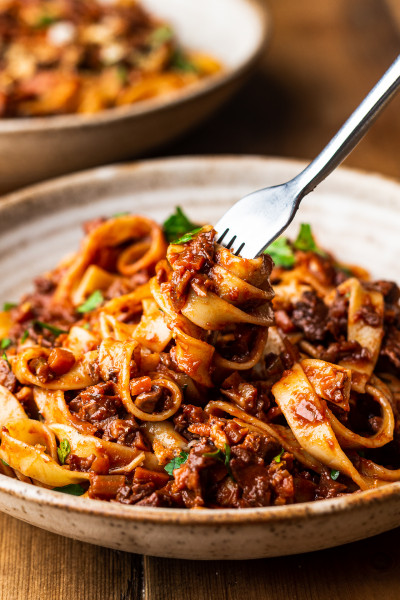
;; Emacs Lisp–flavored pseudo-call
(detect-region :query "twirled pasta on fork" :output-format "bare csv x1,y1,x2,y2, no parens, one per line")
0,210,399,507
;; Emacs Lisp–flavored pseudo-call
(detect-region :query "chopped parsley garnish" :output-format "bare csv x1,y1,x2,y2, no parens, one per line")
163,207,199,243
1,351,10,367
53,484,85,496
293,223,319,252
150,25,173,46
3,302,16,311
173,227,203,245
265,237,295,268
330,469,340,481
170,49,198,73
0,459,10,467
224,443,231,468
112,211,130,217
204,443,233,476
82,323,91,331
294,223,327,257
203,448,224,460
77,290,104,314
34,321,68,336
35,14,58,28
274,448,285,463
265,223,327,267
57,439,71,465
164,451,189,476
21,330,29,344
116,67,128,85
335,263,353,278
0,338,11,350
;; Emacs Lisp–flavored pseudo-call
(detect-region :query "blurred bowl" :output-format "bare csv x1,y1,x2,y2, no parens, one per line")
0,0,269,194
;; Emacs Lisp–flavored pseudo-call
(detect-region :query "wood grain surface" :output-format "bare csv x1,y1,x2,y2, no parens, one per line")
1,0,400,598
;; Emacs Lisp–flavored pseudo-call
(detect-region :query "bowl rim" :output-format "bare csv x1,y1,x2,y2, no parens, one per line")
1,471,400,525
0,0,269,134
1,154,400,526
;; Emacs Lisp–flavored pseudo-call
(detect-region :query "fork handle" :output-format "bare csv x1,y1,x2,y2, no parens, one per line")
293,54,400,198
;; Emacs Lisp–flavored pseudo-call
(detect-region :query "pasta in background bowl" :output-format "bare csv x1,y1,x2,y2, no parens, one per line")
0,0,268,193
0,156,399,559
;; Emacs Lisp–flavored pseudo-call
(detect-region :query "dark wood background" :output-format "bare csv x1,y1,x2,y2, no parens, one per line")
1,0,400,598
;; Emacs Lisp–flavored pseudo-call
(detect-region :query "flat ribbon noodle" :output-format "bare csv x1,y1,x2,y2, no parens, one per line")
33,387,98,435
0,418,89,487
338,278,384,393
272,362,371,490
327,383,394,449
0,384,28,425
205,400,323,473
301,358,351,412
99,339,182,421
141,421,188,465
151,275,215,386
49,424,145,474
54,216,166,305
14,346,99,390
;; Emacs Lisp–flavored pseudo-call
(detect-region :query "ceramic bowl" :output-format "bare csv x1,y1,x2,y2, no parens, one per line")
0,0,268,194
0,156,400,560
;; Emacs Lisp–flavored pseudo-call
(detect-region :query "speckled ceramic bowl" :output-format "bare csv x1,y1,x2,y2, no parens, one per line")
0,0,269,194
0,156,400,560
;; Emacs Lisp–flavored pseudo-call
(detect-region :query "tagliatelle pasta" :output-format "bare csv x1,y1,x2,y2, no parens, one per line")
0,0,222,119
0,210,400,508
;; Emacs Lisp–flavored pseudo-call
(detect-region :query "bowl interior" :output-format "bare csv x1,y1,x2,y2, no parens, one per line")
141,0,265,67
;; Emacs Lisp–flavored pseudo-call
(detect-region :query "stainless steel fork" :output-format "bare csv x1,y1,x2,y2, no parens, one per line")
215,55,400,259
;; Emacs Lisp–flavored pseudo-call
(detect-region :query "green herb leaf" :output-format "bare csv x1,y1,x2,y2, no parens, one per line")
82,323,91,331
335,263,353,278
0,338,11,350
294,223,326,256
116,66,128,85
77,290,104,314
172,227,202,245
224,443,231,468
264,237,295,268
204,448,224,460
3,302,16,311
274,448,285,463
57,439,71,465
53,484,85,496
35,14,58,28
21,330,29,344
294,223,318,252
112,211,130,217
150,25,173,45
1,351,10,367
0,459,10,467
164,451,189,476
330,469,340,481
163,207,199,243
170,49,198,72
204,443,233,471
34,321,68,336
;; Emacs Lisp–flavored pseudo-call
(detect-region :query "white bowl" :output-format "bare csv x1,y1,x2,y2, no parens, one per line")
0,0,268,194
0,156,400,560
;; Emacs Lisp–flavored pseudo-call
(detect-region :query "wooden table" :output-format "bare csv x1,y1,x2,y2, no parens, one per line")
2,1,400,598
